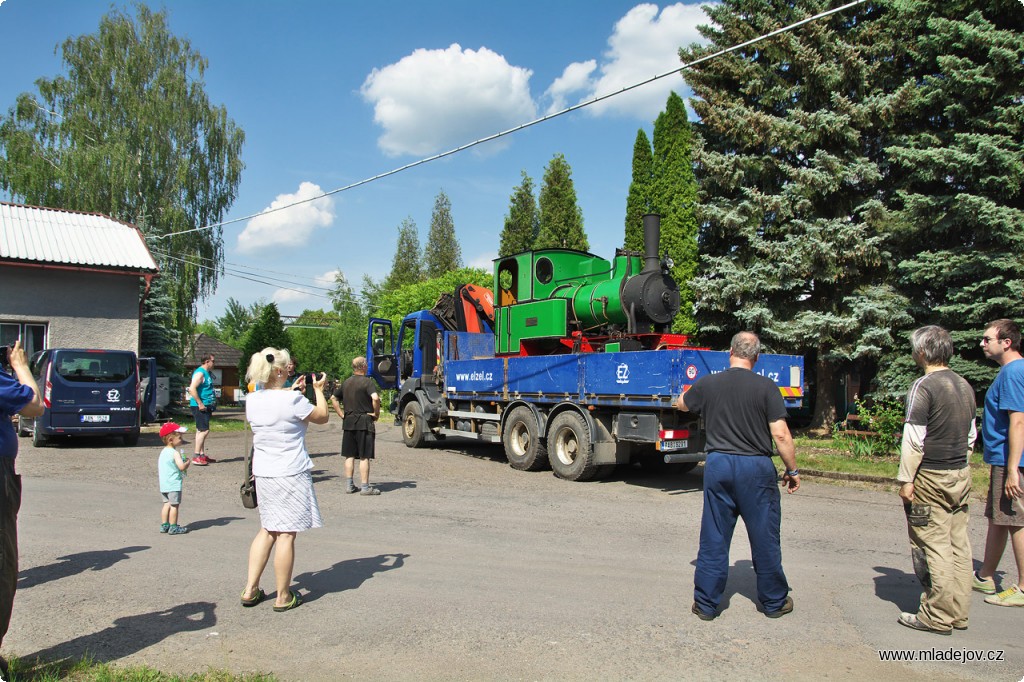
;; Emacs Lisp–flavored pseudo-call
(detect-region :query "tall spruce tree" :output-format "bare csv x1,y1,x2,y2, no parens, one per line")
872,0,1024,396
624,129,654,253
0,3,244,341
499,171,540,256
535,153,589,251
423,190,463,277
651,92,699,336
384,217,424,289
681,0,910,429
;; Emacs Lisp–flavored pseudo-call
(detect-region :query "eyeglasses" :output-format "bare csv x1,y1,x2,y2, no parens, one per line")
981,336,1002,344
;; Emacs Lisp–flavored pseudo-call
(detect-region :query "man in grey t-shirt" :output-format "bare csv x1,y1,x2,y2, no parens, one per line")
896,326,977,635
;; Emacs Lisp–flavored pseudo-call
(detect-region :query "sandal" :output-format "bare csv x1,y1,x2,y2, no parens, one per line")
241,587,265,607
273,590,302,612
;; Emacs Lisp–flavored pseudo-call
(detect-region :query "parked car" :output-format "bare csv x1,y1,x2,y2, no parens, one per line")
18,348,155,447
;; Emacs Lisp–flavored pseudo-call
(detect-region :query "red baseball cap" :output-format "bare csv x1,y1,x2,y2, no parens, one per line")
159,422,188,438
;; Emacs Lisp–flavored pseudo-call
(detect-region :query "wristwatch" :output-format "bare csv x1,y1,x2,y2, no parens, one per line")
785,469,800,477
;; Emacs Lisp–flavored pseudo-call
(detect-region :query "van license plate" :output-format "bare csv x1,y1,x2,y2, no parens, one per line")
81,415,110,423
661,439,687,451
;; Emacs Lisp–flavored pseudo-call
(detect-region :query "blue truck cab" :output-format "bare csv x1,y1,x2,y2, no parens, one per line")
21,348,154,447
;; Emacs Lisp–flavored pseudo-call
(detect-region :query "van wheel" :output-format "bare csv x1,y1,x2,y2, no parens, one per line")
547,411,599,481
503,406,548,471
32,426,47,448
123,431,140,447
402,401,425,448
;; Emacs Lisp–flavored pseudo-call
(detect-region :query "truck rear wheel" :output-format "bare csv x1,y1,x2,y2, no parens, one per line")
547,411,599,481
503,407,548,471
32,424,47,448
402,401,426,448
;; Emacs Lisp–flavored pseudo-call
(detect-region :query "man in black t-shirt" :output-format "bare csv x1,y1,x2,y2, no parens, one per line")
676,331,800,621
896,325,977,635
330,357,381,496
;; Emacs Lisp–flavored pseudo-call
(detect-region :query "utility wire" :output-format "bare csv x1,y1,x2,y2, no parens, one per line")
149,247,338,294
159,0,867,240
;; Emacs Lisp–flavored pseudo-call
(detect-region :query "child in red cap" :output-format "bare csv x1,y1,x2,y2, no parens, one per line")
158,422,191,534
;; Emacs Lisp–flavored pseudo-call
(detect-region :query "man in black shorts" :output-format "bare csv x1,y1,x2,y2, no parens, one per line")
331,356,381,495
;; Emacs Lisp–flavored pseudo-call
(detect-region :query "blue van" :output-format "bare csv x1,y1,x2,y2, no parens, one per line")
20,348,152,447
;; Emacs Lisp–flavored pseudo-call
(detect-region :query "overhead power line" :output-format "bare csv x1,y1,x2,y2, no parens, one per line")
160,0,868,240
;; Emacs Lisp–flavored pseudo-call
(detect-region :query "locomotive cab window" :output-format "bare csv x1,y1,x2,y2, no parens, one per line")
535,257,553,284
497,260,518,306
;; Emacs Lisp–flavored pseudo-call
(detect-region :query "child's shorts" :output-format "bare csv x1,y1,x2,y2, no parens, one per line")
161,491,182,505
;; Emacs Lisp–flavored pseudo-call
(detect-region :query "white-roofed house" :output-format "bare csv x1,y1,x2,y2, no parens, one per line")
0,202,160,355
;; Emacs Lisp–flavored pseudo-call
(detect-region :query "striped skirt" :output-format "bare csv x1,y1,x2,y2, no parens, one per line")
256,470,323,532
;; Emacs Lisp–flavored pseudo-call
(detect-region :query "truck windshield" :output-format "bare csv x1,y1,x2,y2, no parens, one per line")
56,352,135,383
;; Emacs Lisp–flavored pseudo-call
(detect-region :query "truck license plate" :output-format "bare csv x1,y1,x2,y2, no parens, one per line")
81,415,110,423
661,439,687,451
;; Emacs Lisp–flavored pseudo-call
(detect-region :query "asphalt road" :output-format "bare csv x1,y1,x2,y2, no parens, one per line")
4,419,1022,681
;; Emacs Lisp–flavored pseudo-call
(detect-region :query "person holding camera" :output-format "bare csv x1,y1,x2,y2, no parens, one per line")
331,356,381,495
0,340,43,677
240,348,329,612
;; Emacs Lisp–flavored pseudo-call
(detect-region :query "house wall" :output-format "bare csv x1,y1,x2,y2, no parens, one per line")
1,266,141,352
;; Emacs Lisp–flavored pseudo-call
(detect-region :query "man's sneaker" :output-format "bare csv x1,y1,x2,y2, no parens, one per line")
160,522,170,533
984,584,1024,607
360,486,381,496
167,524,189,535
346,483,359,494
691,602,715,621
897,612,952,635
972,572,996,594
191,455,209,466
764,596,794,619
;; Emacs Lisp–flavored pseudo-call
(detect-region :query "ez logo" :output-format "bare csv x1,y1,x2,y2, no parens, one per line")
106,389,120,402
616,363,630,384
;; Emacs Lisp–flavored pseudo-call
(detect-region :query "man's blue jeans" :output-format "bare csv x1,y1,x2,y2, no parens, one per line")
693,451,789,614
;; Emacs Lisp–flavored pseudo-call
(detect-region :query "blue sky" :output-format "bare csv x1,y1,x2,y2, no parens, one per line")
0,0,710,321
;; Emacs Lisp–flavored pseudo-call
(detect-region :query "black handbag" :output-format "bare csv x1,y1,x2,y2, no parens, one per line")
240,422,257,509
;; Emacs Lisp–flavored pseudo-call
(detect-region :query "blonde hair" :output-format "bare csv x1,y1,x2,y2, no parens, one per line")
246,347,291,386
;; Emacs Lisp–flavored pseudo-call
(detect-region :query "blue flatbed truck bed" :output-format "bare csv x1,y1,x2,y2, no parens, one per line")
368,314,803,482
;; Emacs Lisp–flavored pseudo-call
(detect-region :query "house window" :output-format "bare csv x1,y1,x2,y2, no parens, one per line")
0,322,47,357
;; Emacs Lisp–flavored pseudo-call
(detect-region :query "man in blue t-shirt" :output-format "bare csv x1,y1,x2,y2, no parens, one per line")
0,340,43,678
974,319,1024,607
675,331,800,621
187,354,217,466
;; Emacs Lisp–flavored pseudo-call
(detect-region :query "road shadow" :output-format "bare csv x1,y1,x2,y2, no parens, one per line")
611,463,704,495
183,516,244,532
292,553,409,604
19,546,149,589
872,565,924,612
17,601,216,669
374,480,417,493
683,558,761,613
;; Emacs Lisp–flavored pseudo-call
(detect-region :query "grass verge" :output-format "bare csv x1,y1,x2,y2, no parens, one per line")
6,655,275,681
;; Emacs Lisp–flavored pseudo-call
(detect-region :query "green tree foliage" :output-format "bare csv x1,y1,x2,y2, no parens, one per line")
651,92,699,336
499,171,540,256
375,268,492,326
214,298,263,348
624,129,654,253
288,309,343,379
423,190,463,278
383,217,424,290
139,273,184,401
239,302,291,380
0,3,244,341
535,153,589,251
871,0,1024,396
681,0,911,429
329,271,372,380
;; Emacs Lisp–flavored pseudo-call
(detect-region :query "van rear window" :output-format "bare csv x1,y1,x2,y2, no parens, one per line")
56,353,135,383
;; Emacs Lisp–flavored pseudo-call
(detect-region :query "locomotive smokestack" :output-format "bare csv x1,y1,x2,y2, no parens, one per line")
642,213,660,274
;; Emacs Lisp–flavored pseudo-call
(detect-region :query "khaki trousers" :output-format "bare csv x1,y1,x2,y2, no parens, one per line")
907,466,972,630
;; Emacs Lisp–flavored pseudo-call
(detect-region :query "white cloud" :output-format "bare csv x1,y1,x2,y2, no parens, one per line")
237,182,336,254
361,43,537,157
468,251,498,271
272,269,339,306
545,3,709,119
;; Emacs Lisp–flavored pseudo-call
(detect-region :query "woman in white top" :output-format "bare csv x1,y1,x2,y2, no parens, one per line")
240,347,329,612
